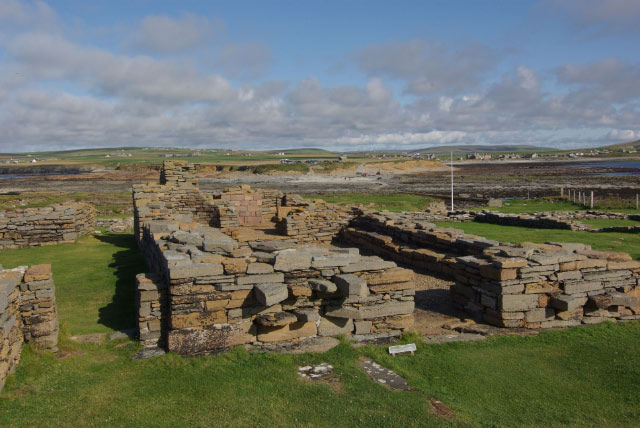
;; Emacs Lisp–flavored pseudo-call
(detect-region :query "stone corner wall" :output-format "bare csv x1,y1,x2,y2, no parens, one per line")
135,220,416,356
0,202,95,250
160,160,198,186
0,264,59,392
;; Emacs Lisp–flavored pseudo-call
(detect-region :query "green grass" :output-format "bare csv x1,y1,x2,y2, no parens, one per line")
1,233,640,427
483,198,585,214
1,234,145,335
437,222,640,259
303,193,434,212
483,198,640,215
580,218,640,229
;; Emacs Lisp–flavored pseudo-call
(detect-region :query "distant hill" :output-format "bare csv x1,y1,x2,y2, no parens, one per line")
411,144,556,153
269,148,334,155
600,140,640,150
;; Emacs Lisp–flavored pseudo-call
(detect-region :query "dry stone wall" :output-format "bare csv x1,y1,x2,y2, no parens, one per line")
0,265,59,392
0,203,95,250
136,220,415,355
342,213,640,329
134,162,283,243
275,196,361,243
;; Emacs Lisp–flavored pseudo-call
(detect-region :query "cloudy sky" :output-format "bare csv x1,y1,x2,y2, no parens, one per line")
1,0,639,152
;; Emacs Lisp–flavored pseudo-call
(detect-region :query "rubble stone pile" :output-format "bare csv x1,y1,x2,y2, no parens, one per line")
136,219,415,355
0,265,59,392
96,217,134,233
0,202,95,250
342,212,640,329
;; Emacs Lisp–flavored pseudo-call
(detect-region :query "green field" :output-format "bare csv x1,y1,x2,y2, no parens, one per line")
1,232,639,426
437,222,640,260
303,193,434,212
580,218,640,229
483,198,640,214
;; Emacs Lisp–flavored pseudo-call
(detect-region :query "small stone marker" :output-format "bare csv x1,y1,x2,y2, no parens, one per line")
388,343,416,357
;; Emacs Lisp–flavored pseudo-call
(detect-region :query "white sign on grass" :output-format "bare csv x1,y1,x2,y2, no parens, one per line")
388,343,417,356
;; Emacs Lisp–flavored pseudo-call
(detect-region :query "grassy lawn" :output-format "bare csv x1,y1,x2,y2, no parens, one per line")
484,198,585,213
437,222,640,259
1,234,145,335
1,233,639,427
304,193,434,212
580,218,640,228
484,198,640,215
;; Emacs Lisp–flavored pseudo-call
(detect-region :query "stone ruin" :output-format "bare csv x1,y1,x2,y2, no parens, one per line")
0,264,59,392
133,161,640,356
133,161,415,355
0,202,95,250
342,213,640,328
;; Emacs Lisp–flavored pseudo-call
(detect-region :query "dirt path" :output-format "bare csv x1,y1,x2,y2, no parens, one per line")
411,272,463,335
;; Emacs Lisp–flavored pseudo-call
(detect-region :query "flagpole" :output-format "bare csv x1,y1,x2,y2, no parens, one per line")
450,151,454,211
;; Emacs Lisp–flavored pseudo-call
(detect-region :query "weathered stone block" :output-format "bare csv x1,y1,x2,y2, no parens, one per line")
23,265,51,282
273,250,312,272
339,259,396,274
308,279,337,294
317,316,354,336
236,273,284,286
325,301,414,320
525,308,555,323
480,266,517,281
354,320,373,335
499,294,539,312
256,321,317,342
246,263,274,274
550,295,587,311
169,263,224,280
333,274,368,299
562,280,602,295
170,310,227,329
253,283,289,306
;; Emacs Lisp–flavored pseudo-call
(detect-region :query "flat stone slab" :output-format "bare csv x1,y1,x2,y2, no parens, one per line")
298,363,337,381
109,328,136,341
69,333,106,345
358,358,411,391
424,333,486,344
256,336,340,354
131,346,167,360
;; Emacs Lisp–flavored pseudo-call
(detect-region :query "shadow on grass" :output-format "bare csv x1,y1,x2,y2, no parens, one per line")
95,233,147,332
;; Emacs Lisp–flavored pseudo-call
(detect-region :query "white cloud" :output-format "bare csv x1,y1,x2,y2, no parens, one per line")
214,41,273,80
0,3,638,152
336,131,467,146
7,32,235,103
542,0,640,35
127,13,220,54
0,0,57,31
608,129,640,141
355,40,498,95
